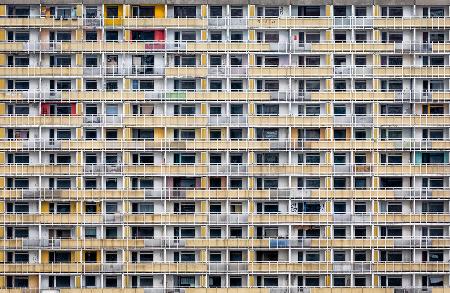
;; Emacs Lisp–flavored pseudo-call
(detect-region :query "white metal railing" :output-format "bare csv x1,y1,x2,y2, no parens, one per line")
0,90,449,103
1,41,450,54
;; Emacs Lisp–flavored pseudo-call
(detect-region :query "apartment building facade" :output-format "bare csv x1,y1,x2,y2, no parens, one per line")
1,0,450,291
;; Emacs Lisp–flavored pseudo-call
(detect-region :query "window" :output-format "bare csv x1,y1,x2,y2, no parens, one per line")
106,6,119,18
355,7,367,16
132,6,154,18
230,6,243,18
209,6,222,17
85,31,97,41
423,7,445,17
209,252,222,262
105,31,119,41
298,6,320,16
7,31,29,42
174,6,196,18
334,251,346,261
381,7,403,17
334,202,346,214
230,31,243,42
174,55,196,67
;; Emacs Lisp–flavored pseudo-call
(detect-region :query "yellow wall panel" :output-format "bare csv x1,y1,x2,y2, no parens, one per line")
201,54,207,66
29,276,39,289
201,226,207,237
200,152,207,164
249,30,255,41
325,5,331,16
200,201,207,213
155,5,165,18
154,127,165,140
201,5,207,17
201,177,208,189
76,5,82,17
41,202,49,213
41,251,49,263
249,5,255,17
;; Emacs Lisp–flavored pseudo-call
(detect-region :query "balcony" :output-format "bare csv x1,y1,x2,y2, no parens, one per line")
248,66,333,77
373,17,450,29
0,16,82,27
248,17,332,29
123,17,207,28
0,115,82,126
0,66,83,77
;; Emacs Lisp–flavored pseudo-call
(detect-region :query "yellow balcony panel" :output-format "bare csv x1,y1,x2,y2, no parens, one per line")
433,43,450,53
184,238,270,248
61,91,145,101
123,116,208,127
374,66,450,78
311,289,394,293
60,190,145,200
14,189,106,201
431,239,450,247
0,141,22,150
250,214,330,223
60,41,146,52
430,190,450,199
104,18,123,26
60,239,145,249
310,239,395,248
0,165,82,175
0,116,82,126
249,116,332,127
374,17,450,29
61,140,148,150
186,92,271,101
124,165,208,175
373,262,450,272
0,42,25,52
125,214,207,224
186,42,272,52
61,290,145,293
310,43,395,52
128,263,207,273
0,17,81,27
249,165,332,175
302,140,395,150
310,189,396,199
431,92,450,101
123,18,207,28
248,66,332,77
249,262,329,272
248,18,331,29
185,289,269,293
3,263,103,273
165,67,208,77
0,67,83,77
186,189,270,199
2,214,101,224
310,91,395,101
182,140,271,151
374,214,450,223
0,239,24,248
373,165,450,175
